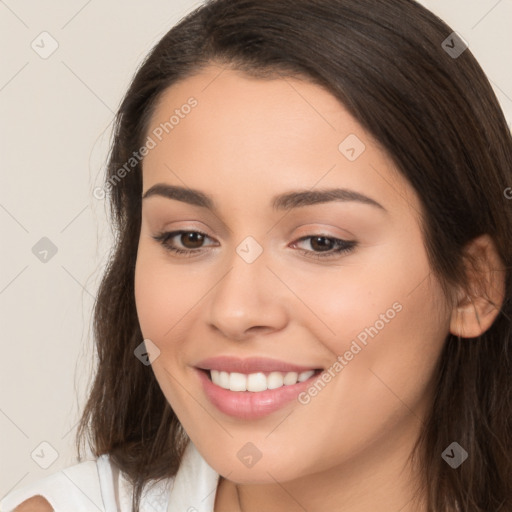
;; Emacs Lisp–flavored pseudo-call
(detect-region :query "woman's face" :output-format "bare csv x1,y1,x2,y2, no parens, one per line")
134,65,451,483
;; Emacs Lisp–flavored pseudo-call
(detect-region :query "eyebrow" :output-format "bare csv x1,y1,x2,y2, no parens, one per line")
142,184,387,213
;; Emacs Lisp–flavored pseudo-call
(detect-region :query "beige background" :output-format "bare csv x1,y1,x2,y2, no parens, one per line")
1,0,511,497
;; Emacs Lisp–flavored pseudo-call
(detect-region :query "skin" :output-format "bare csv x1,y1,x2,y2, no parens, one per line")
133,65,504,512
14,496,53,512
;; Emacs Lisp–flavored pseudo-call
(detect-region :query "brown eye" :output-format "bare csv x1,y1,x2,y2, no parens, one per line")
180,232,206,249
309,236,335,252
152,230,216,256
292,235,357,260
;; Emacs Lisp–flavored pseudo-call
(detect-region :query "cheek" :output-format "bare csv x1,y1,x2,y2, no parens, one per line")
290,234,450,403
134,244,197,349
134,245,200,406
280,276,450,477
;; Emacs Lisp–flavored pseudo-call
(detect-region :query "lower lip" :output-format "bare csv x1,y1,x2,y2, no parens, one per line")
196,369,320,420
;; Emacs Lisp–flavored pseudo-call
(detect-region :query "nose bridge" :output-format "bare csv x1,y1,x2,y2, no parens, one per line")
213,234,269,314
206,234,288,338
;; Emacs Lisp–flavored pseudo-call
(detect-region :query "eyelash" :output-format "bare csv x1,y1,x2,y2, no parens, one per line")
152,230,357,260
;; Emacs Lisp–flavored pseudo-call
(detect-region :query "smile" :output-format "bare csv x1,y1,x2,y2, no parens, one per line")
195,356,324,419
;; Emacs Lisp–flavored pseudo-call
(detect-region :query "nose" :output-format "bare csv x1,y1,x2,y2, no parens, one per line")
206,243,289,341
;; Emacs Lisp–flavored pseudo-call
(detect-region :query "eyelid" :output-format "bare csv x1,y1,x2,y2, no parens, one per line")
292,223,356,241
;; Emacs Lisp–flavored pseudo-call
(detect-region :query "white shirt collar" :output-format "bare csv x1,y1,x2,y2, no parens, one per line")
166,440,220,512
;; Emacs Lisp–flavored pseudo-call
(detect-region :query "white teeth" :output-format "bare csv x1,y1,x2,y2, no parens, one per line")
247,372,267,392
219,371,230,388
209,369,316,392
298,370,315,382
283,372,298,385
267,371,284,389
229,372,247,391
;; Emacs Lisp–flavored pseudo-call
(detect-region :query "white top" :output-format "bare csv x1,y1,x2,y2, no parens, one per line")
0,441,220,512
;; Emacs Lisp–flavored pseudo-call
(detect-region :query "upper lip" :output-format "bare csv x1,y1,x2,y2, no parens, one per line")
195,356,322,374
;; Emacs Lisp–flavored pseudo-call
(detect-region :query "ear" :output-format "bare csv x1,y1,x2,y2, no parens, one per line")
450,234,506,339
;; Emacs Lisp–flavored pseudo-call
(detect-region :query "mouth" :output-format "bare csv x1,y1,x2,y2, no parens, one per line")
194,356,325,419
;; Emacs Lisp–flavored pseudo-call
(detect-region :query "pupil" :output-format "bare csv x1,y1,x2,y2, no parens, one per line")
311,236,332,251
183,232,204,248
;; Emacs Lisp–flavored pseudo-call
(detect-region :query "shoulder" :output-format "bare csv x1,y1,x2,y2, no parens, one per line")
12,496,53,512
0,455,109,512
1,454,175,512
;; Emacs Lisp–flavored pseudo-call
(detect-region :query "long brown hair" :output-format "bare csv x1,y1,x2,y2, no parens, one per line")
77,0,512,510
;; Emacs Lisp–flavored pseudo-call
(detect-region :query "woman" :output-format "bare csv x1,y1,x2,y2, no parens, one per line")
2,0,511,510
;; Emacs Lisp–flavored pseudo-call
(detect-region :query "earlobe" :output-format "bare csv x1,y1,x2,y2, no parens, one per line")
449,235,506,339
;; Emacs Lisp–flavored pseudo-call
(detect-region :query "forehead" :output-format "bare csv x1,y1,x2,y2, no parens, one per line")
142,65,420,218
147,65,363,157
